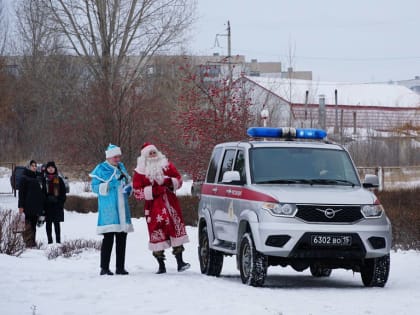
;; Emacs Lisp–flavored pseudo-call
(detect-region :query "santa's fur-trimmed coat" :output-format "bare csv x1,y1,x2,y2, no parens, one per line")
132,162,189,251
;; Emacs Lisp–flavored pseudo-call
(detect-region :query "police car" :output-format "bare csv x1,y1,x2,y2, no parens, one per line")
197,127,391,287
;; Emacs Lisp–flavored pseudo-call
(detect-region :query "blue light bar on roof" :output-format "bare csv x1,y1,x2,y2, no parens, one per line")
247,127,327,139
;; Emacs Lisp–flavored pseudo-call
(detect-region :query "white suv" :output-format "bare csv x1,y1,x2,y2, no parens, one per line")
197,127,391,287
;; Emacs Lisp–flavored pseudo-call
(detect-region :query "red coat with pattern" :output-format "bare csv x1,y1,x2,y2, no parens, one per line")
132,162,189,251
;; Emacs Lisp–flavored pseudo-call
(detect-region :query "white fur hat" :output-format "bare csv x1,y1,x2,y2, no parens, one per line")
105,144,122,158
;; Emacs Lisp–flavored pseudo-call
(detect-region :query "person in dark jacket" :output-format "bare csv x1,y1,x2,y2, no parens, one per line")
18,160,45,247
42,161,67,244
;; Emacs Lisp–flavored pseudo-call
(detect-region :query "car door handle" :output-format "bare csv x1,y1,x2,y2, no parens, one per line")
226,189,232,194
212,187,218,193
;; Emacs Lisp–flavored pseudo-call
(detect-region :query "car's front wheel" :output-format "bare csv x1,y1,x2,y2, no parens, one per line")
198,226,223,276
360,254,390,287
239,232,267,287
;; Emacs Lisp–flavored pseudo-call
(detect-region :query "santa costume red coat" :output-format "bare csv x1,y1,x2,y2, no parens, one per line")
132,144,189,252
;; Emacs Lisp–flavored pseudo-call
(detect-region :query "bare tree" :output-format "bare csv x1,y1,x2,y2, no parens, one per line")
0,0,8,55
12,0,86,160
45,0,194,84
16,0,63,63
41,0,196,147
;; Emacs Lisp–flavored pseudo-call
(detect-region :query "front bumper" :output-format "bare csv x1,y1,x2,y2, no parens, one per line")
250,215,392,259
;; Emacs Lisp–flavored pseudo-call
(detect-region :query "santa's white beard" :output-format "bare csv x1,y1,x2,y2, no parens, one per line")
144,155,168,184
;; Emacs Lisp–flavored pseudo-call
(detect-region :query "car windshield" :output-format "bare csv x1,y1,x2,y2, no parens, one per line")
250,147,360,186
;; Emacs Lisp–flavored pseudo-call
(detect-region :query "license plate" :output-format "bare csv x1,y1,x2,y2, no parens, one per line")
311,235,352,246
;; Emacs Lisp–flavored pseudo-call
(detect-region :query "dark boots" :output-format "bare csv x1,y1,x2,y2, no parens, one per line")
100,269,114,275
153,251,167,274
156,257,166,274
153,247,190,273
173,246,190,272
175,252,191,272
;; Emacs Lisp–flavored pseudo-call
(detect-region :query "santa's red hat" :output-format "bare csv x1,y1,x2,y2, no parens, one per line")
141,142,158,157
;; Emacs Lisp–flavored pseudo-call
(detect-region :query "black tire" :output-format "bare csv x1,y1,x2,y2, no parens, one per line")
310,264,332,277
361,254,390,287
198,226,223,276
239,233,267,287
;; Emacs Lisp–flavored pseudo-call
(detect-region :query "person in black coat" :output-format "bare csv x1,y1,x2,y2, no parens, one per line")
42,161,66,244
18,160,45,247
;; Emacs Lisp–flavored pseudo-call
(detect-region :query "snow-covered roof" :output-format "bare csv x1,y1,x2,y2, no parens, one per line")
245,76,420,108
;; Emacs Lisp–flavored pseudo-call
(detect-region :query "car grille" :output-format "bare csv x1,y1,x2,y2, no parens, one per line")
295,204,363,223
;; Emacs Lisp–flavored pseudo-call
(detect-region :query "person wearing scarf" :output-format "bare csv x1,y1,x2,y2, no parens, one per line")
42,161,66,244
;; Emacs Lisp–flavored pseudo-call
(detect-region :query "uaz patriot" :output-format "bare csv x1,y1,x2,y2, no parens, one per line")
197,127,391,287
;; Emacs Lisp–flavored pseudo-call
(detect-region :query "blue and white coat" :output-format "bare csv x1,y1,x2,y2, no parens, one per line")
89,161,134,235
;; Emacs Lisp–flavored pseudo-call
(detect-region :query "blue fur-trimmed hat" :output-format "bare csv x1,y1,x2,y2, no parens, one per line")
105,144,122,158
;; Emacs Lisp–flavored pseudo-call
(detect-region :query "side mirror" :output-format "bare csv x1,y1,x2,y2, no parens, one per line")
363,174,379,188
222,171,241,183
191,181,203,197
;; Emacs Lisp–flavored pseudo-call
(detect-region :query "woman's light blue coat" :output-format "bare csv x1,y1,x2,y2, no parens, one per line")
89,161,134,235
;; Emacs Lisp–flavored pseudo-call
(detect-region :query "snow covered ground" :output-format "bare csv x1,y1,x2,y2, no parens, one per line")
1,171,420,315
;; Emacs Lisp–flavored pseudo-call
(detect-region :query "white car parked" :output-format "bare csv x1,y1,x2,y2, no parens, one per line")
197,127,391,287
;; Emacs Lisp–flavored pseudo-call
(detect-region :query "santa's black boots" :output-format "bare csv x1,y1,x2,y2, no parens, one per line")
175,252,190,272
153,251,166,274
173,246,190,272
156,257,166,274
153,247,190,273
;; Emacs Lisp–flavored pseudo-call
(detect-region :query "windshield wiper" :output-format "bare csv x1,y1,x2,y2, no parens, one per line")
307,179,356,186
256,179,312,184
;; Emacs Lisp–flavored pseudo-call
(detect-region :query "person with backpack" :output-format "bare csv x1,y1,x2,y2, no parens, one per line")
18,160,45,247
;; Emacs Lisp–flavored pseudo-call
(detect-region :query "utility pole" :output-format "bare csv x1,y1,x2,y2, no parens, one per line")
215,21,232,83
227,20,232,83
334,89,339,134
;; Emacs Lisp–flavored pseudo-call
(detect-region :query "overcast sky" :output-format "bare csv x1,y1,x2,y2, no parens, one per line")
189,0,420,83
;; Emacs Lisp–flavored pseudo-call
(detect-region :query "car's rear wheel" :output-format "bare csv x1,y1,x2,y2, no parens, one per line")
198,226,223,276
310,263,332,277
360,254,390,287
239,232,267,287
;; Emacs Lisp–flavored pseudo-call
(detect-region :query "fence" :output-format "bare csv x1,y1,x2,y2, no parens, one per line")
2,162,419,195
357,166,420,191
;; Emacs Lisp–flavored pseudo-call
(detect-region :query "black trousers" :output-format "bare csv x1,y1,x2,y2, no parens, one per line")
100,232,127,271
46,221,61,243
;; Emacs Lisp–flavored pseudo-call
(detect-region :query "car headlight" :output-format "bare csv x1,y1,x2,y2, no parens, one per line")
261,202,296,217
361,204,384,218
